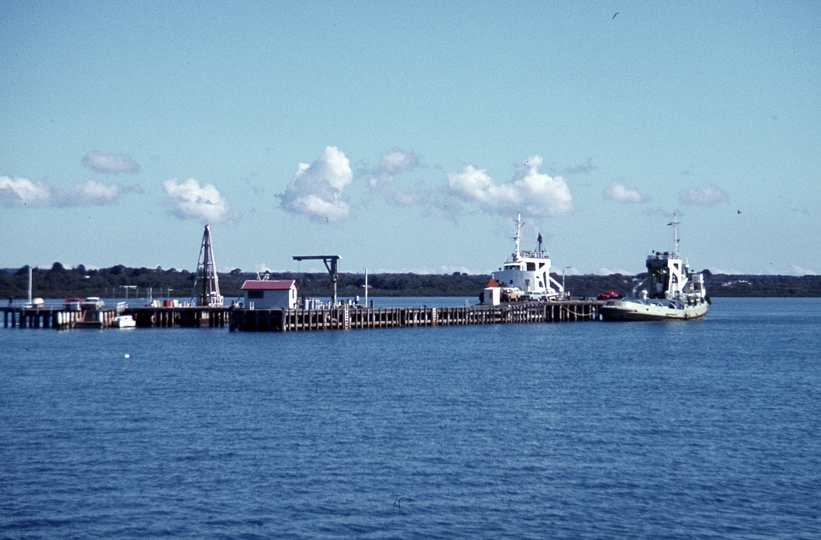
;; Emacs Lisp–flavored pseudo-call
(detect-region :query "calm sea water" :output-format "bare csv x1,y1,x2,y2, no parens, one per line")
2,298,820,539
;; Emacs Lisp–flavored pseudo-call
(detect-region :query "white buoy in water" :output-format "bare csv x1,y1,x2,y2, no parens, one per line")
124,353,130,359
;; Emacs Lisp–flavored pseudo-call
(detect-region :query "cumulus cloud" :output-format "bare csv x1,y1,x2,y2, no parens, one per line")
1,176,140,207
380,183,428,206
788,266,818,276
253,263,275,273
708,266,744,275
0,176,51,207
365,149,430,207
368,149,420,189
163,178,232,223
82,151,140,174
279,146,353,222
679,184,728,206
604,180,648,204
446,155,574,217
55,180,142,206
598,267,636,276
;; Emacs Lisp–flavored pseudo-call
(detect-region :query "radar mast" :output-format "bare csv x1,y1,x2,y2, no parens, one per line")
668,213,681,255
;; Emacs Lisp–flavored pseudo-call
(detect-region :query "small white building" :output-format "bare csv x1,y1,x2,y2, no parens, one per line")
241,280,297,309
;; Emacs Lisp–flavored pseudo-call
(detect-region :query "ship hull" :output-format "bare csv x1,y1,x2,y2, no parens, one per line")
600,299,709,321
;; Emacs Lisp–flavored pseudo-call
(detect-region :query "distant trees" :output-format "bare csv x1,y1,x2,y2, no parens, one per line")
1,264,819,299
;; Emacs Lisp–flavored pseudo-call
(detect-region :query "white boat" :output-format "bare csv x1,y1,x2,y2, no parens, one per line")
600,214,709,321
485,214,565,303
112,314,136,328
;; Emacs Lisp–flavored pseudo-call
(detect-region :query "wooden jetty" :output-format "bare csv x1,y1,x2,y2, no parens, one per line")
4,300,601,331
2,306,230,329
229,300,602,332
2,306,116,329
127,306,230,328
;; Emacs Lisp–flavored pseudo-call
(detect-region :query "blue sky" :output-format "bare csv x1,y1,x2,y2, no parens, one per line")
2,1,819,277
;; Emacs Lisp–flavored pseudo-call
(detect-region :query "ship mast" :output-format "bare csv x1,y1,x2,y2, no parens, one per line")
668,213,681,255
193,225,223,306
513,213,523,260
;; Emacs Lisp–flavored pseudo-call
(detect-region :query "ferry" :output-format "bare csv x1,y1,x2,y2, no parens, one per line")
486,214,565,303
600,214,709,321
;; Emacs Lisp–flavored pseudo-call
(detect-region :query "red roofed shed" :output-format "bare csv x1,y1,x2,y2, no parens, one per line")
241,280,297,309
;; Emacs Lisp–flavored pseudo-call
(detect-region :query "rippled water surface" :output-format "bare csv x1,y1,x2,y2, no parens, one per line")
2,298,820,538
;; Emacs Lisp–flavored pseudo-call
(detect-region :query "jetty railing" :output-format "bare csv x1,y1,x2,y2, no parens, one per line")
2,306,118,329
3,300,602,331
1,306,230,330
229,300,601,332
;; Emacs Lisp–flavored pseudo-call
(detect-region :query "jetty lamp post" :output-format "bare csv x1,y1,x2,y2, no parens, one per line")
563,267,571,300
364,268,368,307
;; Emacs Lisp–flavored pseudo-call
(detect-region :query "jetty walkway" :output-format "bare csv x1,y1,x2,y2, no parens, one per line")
230,300,601,331
2,305,230,330
3,300,602,331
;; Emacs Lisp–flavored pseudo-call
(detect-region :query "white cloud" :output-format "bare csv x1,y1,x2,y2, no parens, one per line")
604,180,647,203
598,267,637,276
679,184,728,206
379,150,419,175
163,178,232,223
446,155,574,217
368,149,420,192
1,176,143,207
253,263,275,273
280,146,353,222
55,180,142,206
439,265,479,275
82,151,140,174
73,180,122,203
788,265,818,276
708,266,744,275
0,176,51,206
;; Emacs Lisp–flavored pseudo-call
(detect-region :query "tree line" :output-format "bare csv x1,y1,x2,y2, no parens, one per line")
2,263,820,301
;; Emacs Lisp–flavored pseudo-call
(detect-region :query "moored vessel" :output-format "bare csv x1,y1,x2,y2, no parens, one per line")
600,214,709,321
485,214,565,303
112,314,136,328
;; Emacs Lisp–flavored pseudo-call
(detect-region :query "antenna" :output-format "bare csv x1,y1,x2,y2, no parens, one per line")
668,213,681,254
513,213,523,260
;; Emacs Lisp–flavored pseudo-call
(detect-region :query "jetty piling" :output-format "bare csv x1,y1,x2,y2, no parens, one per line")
228,300,601,332
4,300,601,331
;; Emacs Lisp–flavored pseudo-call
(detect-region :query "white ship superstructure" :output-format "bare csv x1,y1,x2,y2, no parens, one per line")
491,214,564,301
600,214,709,321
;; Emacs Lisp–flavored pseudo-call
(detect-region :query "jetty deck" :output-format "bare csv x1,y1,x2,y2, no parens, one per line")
2,306,231,330
229,300,601,332
3,300,602,331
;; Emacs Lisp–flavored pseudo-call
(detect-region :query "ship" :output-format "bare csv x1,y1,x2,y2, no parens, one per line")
485,214,565,303
600,214,709,321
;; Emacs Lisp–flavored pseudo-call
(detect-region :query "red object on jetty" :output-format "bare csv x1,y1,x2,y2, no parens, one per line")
597,289,620,300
